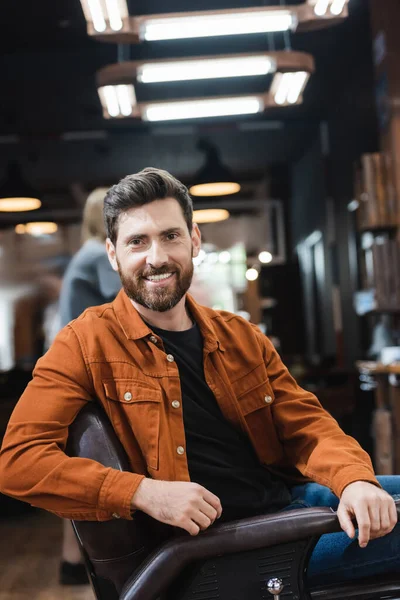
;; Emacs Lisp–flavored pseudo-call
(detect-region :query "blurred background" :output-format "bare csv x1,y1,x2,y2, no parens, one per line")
1,0,400,597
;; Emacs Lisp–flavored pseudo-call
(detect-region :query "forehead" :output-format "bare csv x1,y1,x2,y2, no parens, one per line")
116,197,187,239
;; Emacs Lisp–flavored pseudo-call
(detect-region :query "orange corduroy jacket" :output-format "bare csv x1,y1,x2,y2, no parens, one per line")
0,290,378,521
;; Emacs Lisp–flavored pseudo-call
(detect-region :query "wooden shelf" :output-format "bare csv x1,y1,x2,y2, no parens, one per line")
357,224,397,234
356,360,400,375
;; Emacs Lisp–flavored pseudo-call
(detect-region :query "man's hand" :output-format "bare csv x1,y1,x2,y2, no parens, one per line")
131,479,222,536
338,481,397,547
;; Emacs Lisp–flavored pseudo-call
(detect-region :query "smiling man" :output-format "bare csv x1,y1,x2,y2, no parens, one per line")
1,167,400,587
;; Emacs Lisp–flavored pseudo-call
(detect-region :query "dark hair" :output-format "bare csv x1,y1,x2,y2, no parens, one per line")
104,167,193,244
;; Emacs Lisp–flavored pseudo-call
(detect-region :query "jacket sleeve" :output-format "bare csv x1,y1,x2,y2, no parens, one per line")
0,325,144,521
255,329,379,497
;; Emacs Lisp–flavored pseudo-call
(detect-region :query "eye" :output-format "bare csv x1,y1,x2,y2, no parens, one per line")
129,238,144,247
166,232,179,241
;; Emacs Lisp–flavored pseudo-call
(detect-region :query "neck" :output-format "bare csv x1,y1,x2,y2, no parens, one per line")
130,296,193,332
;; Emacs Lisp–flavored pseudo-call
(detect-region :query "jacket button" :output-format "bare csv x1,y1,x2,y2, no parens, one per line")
177,446,185,455
112,512,121,519
166,354,175,363
149,335,158,344
172,400,180,409
124,392,132,402
264,395,273,404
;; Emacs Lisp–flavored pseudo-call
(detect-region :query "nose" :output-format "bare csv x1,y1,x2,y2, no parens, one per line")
146,241,168,268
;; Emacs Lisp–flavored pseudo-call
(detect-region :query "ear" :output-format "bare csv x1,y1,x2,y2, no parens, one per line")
191,223,202,258
106,238,119,272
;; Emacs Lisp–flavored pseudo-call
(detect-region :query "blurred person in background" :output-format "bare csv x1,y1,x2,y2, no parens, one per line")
58,187,121,585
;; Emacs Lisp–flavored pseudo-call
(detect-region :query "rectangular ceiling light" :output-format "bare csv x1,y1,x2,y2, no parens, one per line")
137,55,276,84
142,96,264,122
271,72,310,106
80,0,128,32
140,10,295,41
98,84,137,118
311,0,348,16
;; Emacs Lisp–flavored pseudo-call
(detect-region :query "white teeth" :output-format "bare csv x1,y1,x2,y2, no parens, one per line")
146,273,172,281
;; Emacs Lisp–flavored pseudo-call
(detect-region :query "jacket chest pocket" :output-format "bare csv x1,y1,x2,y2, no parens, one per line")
103,379,162,471
236,378,284,465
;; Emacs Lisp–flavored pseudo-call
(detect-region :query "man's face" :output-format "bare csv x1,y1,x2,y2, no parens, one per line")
106,198,201,312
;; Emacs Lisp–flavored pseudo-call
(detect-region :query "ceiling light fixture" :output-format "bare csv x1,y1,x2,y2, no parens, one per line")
137,55,276,84
141,10,295,41
142,96,264,122
80,0,128,33
98,84,136,118
0,162,42,213
193,209,230,224
190,139,240,198
190,182,241,197
97,51,314,121
271,71,310,106
259,251,273,264
15,222,58,236
310,0,348,17
86,5,349,43
245,267,259,282
329,0,348,15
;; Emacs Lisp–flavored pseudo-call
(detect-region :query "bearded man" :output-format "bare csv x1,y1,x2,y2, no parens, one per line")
1,167,400,586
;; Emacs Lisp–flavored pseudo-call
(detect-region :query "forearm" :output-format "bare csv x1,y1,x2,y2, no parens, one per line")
258,332,378,495
0,420,144,520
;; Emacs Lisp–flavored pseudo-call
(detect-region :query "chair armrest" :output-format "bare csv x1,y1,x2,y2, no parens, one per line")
120,501,400,600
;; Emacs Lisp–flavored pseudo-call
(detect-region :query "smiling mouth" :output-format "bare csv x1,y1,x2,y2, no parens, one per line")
144,272,174,282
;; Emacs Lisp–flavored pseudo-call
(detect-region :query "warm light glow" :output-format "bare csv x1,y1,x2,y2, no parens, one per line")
193,249,206,266
219,251,232,264
141,10,295,41
259,251,273,264
330,0,347,15
208,252,219,264
105,0,123,31
87,0,106,32
143,96,263,122
80,0,128,32
190,182,241,197
314,0,330,16
272,71,309,106
15,222,58,236
246,268,259,281
98,84,136,118
116,84,135,116
193,209,230,224
0,197,41,212
137,55,276,84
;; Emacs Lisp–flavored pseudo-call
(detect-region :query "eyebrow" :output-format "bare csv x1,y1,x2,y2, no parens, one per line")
122,226,185,245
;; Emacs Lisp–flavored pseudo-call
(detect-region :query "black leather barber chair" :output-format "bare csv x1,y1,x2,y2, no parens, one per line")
67,404,400,600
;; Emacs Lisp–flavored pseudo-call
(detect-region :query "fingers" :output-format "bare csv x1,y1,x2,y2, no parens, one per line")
203,489,223,519
368,503,381,539
337,505,356,541
199,500,219,525
184,520,200,536
193,510,213,531
341,496,396,548
389,498,398,530
369,497,397,539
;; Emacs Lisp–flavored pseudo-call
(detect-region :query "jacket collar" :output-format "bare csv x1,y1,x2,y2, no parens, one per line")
112,289,224,352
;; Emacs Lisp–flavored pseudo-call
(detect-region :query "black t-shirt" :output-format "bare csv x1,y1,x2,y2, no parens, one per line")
149,321,291,521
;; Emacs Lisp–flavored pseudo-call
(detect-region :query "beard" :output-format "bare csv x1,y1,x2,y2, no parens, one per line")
117,255,194,313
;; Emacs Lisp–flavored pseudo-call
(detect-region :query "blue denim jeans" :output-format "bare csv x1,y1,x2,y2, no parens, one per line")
289,476,400,586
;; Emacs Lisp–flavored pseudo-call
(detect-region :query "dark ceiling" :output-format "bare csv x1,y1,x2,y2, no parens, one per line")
0,0,376,224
